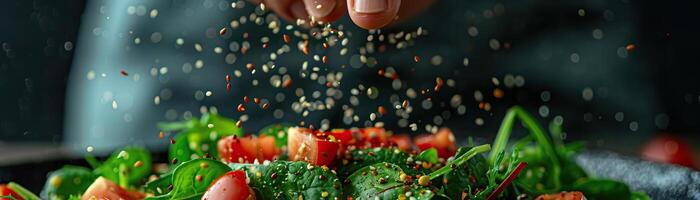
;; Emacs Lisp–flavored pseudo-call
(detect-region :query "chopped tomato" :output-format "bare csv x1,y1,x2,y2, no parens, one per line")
330,128,391,152
414,128,458,158
81,177,144,200
288,127,340,166
389,134,412,151
202,170,255,200
218,135,280,163
641,135,695,168
0,184,23,200
535,191,586,200
358,128,390,148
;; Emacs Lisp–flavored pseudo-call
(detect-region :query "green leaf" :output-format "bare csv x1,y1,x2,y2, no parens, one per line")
166,113,244,165
231,160,342,199
41,165,97,200
571,179,631,200
441,147,490,200
95,147,152,187
7,182,40,200
200,113,243,137
345,162,435,199
259,123,292,147
336,147,425,179
417,148,439,164
148,159,231,200
158,119,198,132
631,191,651,200
145,173,173,196
0,195,17,200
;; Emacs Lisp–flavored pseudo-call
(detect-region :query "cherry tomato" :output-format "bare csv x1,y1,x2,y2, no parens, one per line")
218,135,280,164
81,177,144,200
202,170,255,200
0,184,23,200
414,128,458,158
641,135,695,168
288,127,339,166
389,134,412,151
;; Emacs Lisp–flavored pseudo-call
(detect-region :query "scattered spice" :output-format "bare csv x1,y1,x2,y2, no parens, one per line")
262,103,270,110
195,175,203,182
246,63,254,70
378,106,386,115
225,75,231,82
236,120,242,128
120,70,129,77
322,55,328,64
134,161,143,168
253,97,260,104
322,43,329,48
219,28,227,36
493,88,504,98
159,131,163,139
402,100,409,109
626,44,636,51
283,78,293,88
414,55,421,63
243,96,250,103
302,40,309,55
170,138,176,144
226,83,232,91
283,34,290,44
237,104,246,112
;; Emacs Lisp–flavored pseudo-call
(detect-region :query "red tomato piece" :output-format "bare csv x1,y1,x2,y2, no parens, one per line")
535,191,586,200
414,128,458,158
359,128,390,148
0,184,23,200
389,134,413,151
288,127,339,166
641,135,695,168
81,177,144,200
202,170,255,200
218,135,281,164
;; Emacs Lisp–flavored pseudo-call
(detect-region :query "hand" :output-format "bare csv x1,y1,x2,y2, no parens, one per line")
250,0,435,29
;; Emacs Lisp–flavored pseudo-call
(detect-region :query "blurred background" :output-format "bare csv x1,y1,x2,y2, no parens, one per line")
1,0,698,193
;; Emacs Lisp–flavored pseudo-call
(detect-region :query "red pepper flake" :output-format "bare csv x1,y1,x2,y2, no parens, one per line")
626,44,636,51
283,79,293,88
243,96,250,103
378,106,386,115
120,70,129,77
271,173,278,179
302,40,309,55
246,63,254,70
434,77,444,92
377,69,385,76
241,46,248,55
236,120,242,128
322,43,329,49
170,138,176,144
219,28,227,36
414,55,421,63
171,158,178,165
159,131,164,139
262,43,268,48
226,83,232,91
134,161,143,168
283,34,290,44
493,88,504,98
402,100,409,109
262,103,270,110
325,81,333,88
195,175,203,182
225,75,231,82
237,104,246,112
253,97,260,104
322,55,328,64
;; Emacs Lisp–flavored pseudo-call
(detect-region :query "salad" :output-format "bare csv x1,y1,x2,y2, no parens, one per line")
1,106,650,200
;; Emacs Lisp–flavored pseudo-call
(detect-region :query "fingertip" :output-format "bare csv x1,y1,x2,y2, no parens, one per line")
304,0,346,23
347,0,401,29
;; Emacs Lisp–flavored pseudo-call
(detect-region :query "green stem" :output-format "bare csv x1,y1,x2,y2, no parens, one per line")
490,106,562,189
428,144,491,180
7,182,40,200
119,163,129,189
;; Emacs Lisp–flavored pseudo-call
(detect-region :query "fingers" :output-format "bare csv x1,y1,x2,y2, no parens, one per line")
347,0,401,29
303,0,347,23
254,0,308,22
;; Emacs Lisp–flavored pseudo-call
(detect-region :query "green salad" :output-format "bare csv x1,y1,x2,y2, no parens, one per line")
1,106,649,200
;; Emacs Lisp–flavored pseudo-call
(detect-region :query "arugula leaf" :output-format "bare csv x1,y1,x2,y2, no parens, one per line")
336,147,424,179
230,160,342,199
144,173,173,196
570,179,631,200
259,123,292,147
41,165,97,200
345,162,435,199
417,148,439,164
95,147,152,188
7,182,40,200
147,159,231,200
441,147,490,200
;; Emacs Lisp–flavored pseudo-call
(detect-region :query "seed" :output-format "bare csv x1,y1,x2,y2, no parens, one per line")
435,77,444,92
302,40,309,55
262,43,268,48
167,184,173,191
319,175,325,180
243,96,250,103
322,43,329,48
243,32,249,39
402,100,409,108
170,138,176,144
283,34,290,43
378,106,386,115
377,69,385,76
171,158,178,164
159,131,163,139
219,28,227,36
418,175,430,186
262,103,270,110
271,173,278,179
237,104,246,112
379,177,387,184
241,46,248,54
414,55,421,63
120,70,129,76
236,120,242,128
200,162,209,168
321,191,329,197
283,79,293,88
246,63,254,70
195,175,203,182
134,161,143,168
626,44,636,51
253,97,260,104
322,55,328,64
493,88,504,98
226,83,232,91
225,75,231,82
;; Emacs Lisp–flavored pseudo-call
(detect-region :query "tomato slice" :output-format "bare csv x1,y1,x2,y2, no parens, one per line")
218,135,280,164
414,128,457,158
288,127,340,166
202,170,255,200
81,177,144,200
389,134,412,151
0,184,23,200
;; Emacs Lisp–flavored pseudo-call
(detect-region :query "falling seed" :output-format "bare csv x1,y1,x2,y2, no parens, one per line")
322,56,328,64
402,100,409,108
243,32,249,39
226,83,232,91
170,138,176,144
195,175,203,182
171,158,178,164
435,77,444,92
236,120,242,128
253,97,260,104
120,70,129,76
159,131,164,139
225,75,231,82
243,96,250,103
378,106,386,115
134,161,143,168
377,69,385,76
200,162,209,168
322,43,329,48
219,28,227,36
414,55,421,63
283,79,293,88
241,46,248,54
493,88,504,98
283,34,290,44
262,43,268,48
237,104,246,112
302,40,309,55
246,63,254,70
262,103,270,110
626,44,636,51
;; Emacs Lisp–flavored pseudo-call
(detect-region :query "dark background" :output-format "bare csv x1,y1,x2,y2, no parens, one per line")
1,0,699,193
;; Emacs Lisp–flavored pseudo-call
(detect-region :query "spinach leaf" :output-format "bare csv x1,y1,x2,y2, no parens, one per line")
336,147,424,179
41,165,97,200
147,159,231,200
417,148,439,164
441,147,490,200
571,179,631,200
144,173,172,196
230,160,342,199
345,162,435,199
259,123,292,148
200,113,244,137
165,113,244,165
7,182,40,200
95,147,152,187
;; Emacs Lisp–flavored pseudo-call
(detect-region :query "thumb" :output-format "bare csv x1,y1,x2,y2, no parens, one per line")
347,0,401,29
